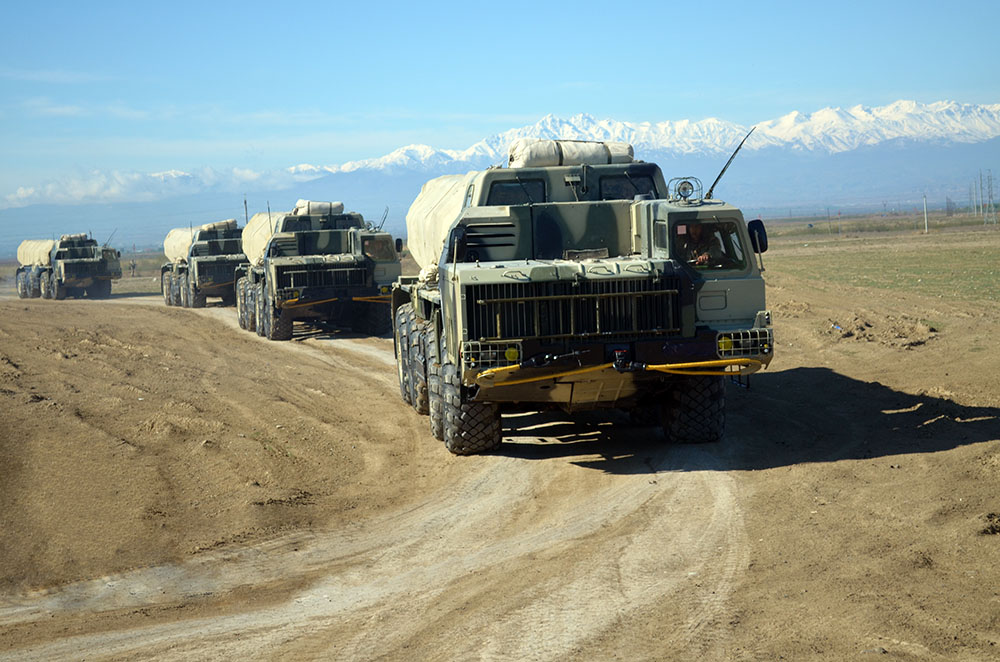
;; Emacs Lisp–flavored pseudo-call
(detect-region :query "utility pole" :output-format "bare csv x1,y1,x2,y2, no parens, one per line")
923,195,929,233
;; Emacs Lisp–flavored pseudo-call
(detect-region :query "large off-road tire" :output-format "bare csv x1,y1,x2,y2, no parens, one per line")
409,318,429,415
255,282,267,337
189,277,206,308
394,304,415,406
28,271,41,298
364,302,392,336
441,362,502,455
15,272,28,299
88,279,112,299
661,376,726,443
426,326,444,441
53,277,67,300
40,272,53,299
179,273,190,307
265,288,293,341
236,278,247,330
162,272,172,306
171,274,183,306
245,280,257,333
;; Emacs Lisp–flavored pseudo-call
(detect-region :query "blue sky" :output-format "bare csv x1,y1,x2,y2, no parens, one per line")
2,0,998,204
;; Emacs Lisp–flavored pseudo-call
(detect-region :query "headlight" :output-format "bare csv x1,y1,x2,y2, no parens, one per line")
677,180,694,199
504,346,520,363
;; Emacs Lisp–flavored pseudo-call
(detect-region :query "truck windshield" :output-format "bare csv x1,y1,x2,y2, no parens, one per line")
670,220,747,270
270,231,347,257
362,236,397,261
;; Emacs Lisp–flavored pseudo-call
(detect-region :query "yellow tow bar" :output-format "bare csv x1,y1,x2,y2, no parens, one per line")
476,357,763,388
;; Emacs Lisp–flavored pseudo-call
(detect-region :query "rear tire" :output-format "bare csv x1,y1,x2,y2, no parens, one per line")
661,376,726,443
15,272,28,299
441,361,502,455
28,271,41,298
394,304,414,406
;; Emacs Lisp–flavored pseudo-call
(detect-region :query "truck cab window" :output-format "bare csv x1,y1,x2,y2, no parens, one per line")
600,174,656,200
486,180,545,205
672,220,748,270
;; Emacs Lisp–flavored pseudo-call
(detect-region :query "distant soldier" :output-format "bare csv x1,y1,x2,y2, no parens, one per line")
129,259,137,277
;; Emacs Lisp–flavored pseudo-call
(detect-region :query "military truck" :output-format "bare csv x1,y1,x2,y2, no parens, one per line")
236,200,402,340
15,234,121,300
391,138,773,455
160,219,247,308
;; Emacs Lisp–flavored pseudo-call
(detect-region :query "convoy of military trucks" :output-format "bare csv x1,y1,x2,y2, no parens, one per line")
8,138,772,455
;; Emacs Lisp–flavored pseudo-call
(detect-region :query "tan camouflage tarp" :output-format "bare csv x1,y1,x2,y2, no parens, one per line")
405,171,479,270
16,239,56,267
508,139,633,168
163,219,237,263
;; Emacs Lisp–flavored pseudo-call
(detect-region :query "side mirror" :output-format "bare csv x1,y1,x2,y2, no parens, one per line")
447,226,468,263
748,219,768,253
395,238,403,253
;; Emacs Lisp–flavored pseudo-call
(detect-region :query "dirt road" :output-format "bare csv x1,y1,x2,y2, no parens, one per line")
1,235,998,660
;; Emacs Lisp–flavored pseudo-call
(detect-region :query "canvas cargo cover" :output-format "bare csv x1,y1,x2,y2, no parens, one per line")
405,172,479,270
293,200,344,216
508,139,633,168
242,210,291,265
17,239,55,267
163,219,238,262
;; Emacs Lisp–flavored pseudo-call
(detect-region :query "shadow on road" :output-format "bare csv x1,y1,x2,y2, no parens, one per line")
495,367,1000,474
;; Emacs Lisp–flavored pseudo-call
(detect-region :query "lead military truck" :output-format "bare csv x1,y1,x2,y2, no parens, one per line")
15,234,121,299
236,200,402,340
160,219,247,308
392,138,773,455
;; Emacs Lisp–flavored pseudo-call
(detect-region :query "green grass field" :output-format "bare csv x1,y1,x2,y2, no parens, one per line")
765,226,1000,304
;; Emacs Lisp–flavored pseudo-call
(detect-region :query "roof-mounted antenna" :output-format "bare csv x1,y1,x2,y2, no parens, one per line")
102,228,118,248
377,206,389,231
706,127,755,200
244,196,249,225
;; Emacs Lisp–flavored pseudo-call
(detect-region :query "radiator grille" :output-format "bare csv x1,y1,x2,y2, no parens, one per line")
198,262,237,285
277,264,366,289
465,277,682,341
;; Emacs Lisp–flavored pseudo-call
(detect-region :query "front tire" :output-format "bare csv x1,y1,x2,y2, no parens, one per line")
441,362,502,455
265,287,293,341
236,278,248,329
661,376,726,443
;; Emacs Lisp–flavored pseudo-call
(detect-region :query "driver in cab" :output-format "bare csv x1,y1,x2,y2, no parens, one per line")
676,223,722,266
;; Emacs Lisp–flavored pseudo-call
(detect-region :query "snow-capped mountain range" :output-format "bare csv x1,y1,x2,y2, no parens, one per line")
1,100,998,253
287,100,1000,176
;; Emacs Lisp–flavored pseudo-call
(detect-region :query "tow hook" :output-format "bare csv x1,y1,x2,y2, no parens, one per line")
612,350,646,373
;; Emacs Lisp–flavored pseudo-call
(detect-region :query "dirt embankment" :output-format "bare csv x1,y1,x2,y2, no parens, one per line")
1,233,998,660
